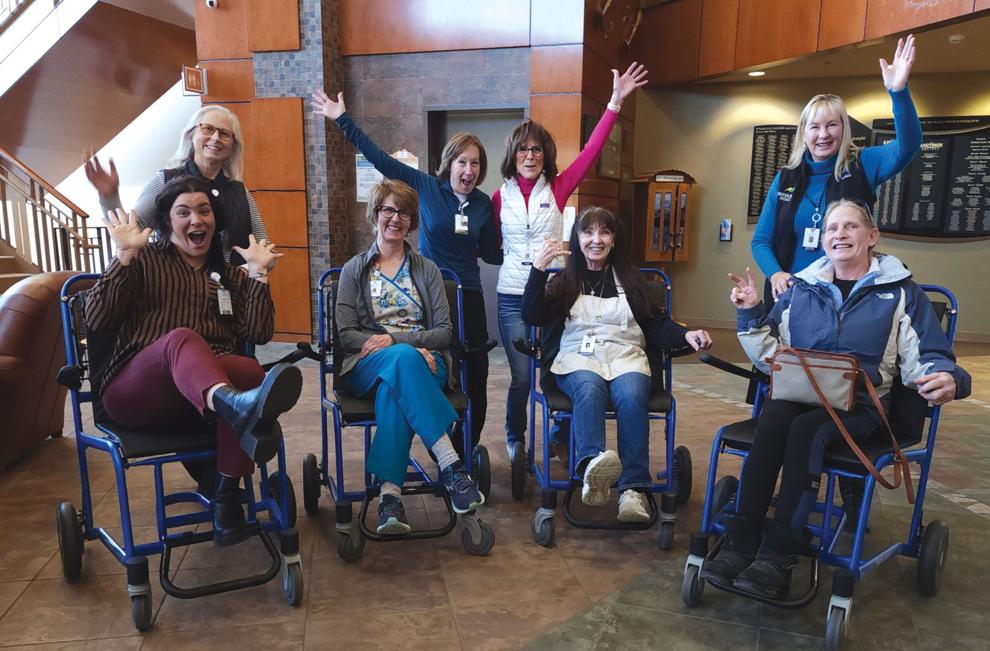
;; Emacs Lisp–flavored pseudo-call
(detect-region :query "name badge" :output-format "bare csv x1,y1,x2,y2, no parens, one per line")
370,279,383,297
802,227,821,250
217,288,233,315
580,330,596,355
620,314,628,331
454,213,469,235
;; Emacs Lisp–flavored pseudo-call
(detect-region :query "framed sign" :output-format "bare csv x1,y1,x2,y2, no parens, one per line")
182,65,207,95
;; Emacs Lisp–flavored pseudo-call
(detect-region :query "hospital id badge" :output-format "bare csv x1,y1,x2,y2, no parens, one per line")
454,212,469,235
802,227,820,250
217,288,233,315
370,279,383,297
580,331,596,355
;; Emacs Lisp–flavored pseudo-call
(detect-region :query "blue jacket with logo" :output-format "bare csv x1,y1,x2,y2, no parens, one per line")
736,254,971,402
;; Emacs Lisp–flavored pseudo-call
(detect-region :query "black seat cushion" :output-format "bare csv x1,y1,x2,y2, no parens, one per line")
332,384,467,422
96,420,216,459
540,374,672,413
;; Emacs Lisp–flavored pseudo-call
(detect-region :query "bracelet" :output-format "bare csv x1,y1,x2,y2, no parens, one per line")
607,100,621,112
249,270,268,279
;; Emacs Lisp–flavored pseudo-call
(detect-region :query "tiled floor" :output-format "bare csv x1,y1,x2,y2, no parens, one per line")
1,334,988,650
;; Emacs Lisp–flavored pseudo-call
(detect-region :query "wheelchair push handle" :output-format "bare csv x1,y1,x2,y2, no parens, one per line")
698,353,769,383
512,337,536,358
260,342,322,371
460,338,498,358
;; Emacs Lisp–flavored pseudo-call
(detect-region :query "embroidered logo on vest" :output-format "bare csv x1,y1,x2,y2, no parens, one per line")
876,292,895,300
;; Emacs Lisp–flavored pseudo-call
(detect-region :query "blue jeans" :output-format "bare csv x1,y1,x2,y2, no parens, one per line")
497,293,530,444
557,370,651,490
348,344,457,486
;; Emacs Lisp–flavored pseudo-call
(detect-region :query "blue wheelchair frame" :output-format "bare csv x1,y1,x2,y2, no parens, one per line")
683,284,959,648
301,267,494,561
519,268,692,548
56,274,303,631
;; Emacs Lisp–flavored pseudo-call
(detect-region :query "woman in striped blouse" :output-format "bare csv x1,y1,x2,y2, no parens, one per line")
85,175,302,547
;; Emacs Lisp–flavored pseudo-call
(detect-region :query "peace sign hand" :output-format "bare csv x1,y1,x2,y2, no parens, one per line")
880,34,915,92
102,208,151,266
727,267,761,309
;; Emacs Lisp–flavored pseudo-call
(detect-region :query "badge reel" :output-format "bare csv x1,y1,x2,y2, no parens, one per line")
370,269,383,298
580,330,596,355
803,211,822,250
454,200,470,235
211,272,233,316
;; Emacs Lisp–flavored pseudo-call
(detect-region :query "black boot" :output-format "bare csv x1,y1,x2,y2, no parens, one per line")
700,512,761,588
733,521,809,599
212,363,303,463
212,475,254,547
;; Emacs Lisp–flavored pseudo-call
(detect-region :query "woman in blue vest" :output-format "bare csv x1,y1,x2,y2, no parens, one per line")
751,35,921,300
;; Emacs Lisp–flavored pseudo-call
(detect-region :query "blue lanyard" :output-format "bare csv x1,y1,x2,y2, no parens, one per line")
378,257,423,311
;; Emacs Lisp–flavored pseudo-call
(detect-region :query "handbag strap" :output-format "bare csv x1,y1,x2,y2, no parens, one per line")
788,348,915,504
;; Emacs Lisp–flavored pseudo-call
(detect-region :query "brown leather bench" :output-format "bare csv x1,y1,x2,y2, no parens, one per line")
0,271,77,471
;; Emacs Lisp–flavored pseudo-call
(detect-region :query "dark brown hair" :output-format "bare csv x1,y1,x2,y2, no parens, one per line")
366,178,420,232
499,120,558,181
435,132,487,188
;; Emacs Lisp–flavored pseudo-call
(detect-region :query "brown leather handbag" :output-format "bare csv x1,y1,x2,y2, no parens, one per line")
769,347,915,504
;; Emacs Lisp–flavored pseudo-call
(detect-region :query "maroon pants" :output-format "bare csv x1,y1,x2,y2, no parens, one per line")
102,328,263,477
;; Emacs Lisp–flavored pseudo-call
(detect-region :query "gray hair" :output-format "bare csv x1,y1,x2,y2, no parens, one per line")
170,105,244,181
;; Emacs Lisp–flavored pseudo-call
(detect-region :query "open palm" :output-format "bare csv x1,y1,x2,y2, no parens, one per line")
880,34,915,92
613,62,649,102
103,208,151,263
312,90,346,120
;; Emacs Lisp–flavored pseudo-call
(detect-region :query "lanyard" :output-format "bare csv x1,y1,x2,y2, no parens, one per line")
375,257,423,311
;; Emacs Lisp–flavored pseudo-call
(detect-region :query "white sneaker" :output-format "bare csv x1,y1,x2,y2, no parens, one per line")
581,450,622,506
617,489,650,523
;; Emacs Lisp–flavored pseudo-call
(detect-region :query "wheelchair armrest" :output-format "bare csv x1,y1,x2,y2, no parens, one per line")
260,342,322,371
513,337,536,357
698,353,770,383
56,365,83,390
462,338,498,358
667,344,696,358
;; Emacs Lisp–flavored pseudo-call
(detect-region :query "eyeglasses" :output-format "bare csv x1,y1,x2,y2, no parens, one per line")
197,123,235,143
378,206,413,222
516,145,544,157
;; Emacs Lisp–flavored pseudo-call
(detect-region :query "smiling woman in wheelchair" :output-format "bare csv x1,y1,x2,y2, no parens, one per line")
522,207,712,522
335,179,484,535
706,199,971,598
85,175,303,547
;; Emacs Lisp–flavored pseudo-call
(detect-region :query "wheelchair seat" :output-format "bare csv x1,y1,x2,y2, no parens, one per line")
540,373,672,413
331,383,467,422
96,420,217,460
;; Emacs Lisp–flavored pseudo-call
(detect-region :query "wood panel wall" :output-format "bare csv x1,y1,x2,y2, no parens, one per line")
734,0,821,69
818,0,868,50
865,0,976,38
630,0,703,86
698,0,739,77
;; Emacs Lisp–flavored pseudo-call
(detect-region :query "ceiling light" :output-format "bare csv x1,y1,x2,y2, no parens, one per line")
948,34,965,45
748,71,766,77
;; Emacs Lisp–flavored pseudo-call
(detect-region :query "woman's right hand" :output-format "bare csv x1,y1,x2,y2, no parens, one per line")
83,153,119,200
103,208,151,266
727,267,761,309
416,348,438,374
312,90,346,120
769,271,793,299
532,238,570,272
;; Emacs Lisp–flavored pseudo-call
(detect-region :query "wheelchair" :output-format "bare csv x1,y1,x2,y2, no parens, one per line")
300,267,496,561
54,274,304,631
682,285,959,650
512,268,693,549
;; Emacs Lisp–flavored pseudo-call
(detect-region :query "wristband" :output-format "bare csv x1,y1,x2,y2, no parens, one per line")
607,100,621,112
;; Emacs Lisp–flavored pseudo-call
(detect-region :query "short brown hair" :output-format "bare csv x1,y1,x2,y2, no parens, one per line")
499,120,558,181
435,132,487,188
366,179,420,232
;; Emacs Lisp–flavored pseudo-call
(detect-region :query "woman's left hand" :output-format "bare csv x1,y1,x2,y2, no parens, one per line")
684,329,713,352
360,333,393,358
416,348,438,374
916,371,956,405
233,235,283,276
880,33,915,91
611,62,649,105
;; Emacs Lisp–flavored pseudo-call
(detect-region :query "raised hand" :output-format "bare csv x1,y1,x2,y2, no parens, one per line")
727,267,761,309
532,237,570,272
880,34,915,92
84,153,120,199
684,329,713,352
102,208,151,266
611,62,649,105
312,90,346,120
232,234,284,276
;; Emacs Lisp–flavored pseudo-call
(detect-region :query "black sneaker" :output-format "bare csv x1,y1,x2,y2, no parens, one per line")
440,461,485,514
376,494,412,535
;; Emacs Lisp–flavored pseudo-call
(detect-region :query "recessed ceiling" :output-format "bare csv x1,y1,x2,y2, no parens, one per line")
99,0,194,30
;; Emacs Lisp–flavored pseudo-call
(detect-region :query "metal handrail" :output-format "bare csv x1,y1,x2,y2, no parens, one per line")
0,0,33,35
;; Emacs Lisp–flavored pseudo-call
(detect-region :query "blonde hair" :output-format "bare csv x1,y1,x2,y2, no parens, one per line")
170,105,245,181
785,94,859,181
366,179,420,232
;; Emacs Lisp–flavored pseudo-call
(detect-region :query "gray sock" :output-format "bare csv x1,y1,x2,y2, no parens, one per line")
380,481,401,498
431,436,460,470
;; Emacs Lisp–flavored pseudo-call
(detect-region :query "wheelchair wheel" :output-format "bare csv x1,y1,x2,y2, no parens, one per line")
268,472,297,529
825,605,846,651
282,563,304,606
56,502,83,582
658,521,674,551
674,446,692,505
712,475,739,520
532,513,555,547
336,529,365,563
302,453,320,515
472,444,491,501
510,441,526,501
681,564,705,607
917,519,949,597
131,593,153,631
461,521,496,556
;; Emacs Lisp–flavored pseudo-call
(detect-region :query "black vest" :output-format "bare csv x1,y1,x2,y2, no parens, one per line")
164,160,251,266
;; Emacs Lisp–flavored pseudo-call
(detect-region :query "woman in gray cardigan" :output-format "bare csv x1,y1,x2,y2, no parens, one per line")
336,179,484,534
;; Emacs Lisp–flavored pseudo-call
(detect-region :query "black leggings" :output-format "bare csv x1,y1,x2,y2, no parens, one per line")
737,400,881,530
452,289,489,457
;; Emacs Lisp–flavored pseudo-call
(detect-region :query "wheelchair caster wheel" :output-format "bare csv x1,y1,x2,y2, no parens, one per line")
712,475,739,520
825,605,846,651
282,563,304,606
302,453,320,515
917,519,949,597
56,502,83,581
461,521,495,556
673,446,692,505
510,441,526,501
130,594,153,631
532,512,555,547
336,529,365,563
268,471,297,529
658,521,675,551
472,444,491,503
681,564,705,607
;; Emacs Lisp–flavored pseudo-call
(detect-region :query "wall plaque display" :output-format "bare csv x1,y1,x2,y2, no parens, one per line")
746,125,793,222
872,116,990,237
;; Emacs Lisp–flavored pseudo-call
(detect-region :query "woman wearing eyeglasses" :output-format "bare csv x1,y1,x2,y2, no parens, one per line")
84,105,270,267
336,179,485,534
494,63,648,466
751,35,921,301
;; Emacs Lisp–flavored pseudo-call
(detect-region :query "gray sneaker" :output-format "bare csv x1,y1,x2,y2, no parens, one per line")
581,450,622,506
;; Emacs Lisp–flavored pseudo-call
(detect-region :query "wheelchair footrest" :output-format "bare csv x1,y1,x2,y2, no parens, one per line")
159,529,281,599
701,537,820,609
356,493,458,542
560,484,660,531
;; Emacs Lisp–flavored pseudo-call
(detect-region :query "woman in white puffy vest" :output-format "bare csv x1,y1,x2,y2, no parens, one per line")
493,63,648,466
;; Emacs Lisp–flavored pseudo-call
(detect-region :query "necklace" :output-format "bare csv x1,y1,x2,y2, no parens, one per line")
584,268,609,297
